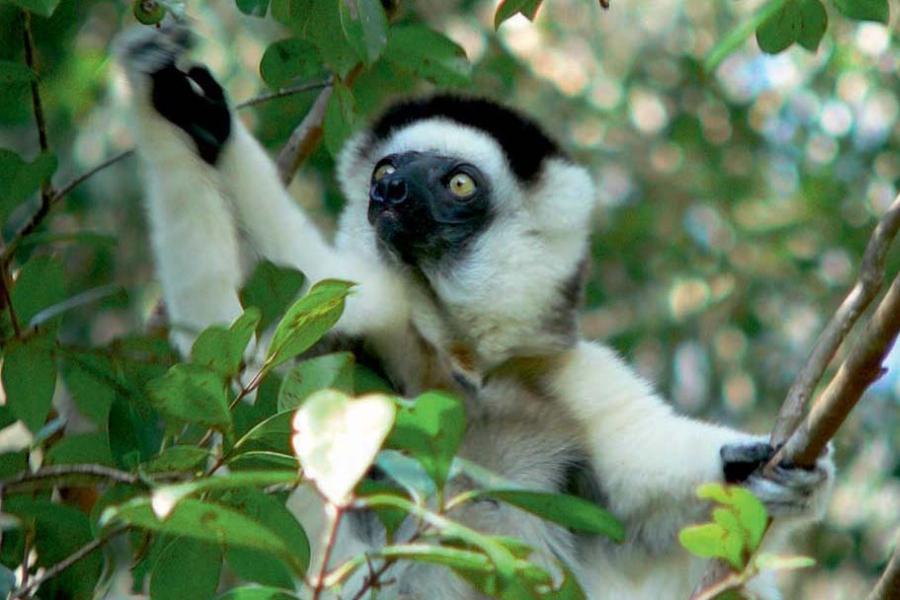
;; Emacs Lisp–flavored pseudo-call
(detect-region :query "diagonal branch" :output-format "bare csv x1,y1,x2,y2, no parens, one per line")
276,82,334,185
867,540,900,600
771,194,900,445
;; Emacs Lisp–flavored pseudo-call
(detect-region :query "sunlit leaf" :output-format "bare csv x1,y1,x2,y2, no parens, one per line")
291,389,395,505
697,483,767,551
754,552,816,572
679,522,744,570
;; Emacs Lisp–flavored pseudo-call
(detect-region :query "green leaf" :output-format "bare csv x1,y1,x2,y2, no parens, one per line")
147,364,232,431
697,483,767,551
236,0,269,17
292,389,395,505
833,0,888,22
375,449,437,501
6,498,102,598
754,552,816,572
141,445,210,473
756,0,802,54
270,0,311,27
233,410,294,455
4,0,61,17
481,490,624,541
278,352,355,411
259,38,322,90
150,471,299,515
304,1,360,78
9,255,65,327
2,335,56,433
240,260,305,335
388,391,465,491
797,0,828,51
62,352,117,425
220,487,311,579
108,395,164,469
217,586,297,600
384,25,471,87
339,0,388,65
323,81,358,157
0,60,35,84
45,432,114,466
705,0,789,70
0,150,57,225
192,308,261,378
494,0,543,29
679,522,743,569
150,537,222,600
265,279,354,369
100,497,307,575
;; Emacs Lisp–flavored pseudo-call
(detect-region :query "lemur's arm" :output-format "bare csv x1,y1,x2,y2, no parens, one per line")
117,29,243,355
116,26,408,349
553,341,833,549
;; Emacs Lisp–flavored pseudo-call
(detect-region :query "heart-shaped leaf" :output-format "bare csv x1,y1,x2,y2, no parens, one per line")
291,390,395,506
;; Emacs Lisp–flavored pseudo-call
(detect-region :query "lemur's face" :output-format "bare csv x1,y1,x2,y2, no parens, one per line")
367,150,493,266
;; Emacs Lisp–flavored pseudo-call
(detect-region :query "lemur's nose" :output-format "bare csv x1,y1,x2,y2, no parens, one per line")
372,176,408,205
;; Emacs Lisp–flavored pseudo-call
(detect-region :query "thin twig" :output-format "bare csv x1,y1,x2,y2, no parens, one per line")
235,79,330,109
0,270,21,337
10,525,127,599
22,11,49,161
867,539,900,600
771,194,900,446
52,150,135,202
0,464,140,493
312,505,345,600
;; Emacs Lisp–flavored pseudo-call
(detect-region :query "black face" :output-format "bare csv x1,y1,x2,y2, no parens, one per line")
367,151,493,266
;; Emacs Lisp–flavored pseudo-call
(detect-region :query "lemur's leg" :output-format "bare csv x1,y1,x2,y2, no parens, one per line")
554,341,834,550
116,26,243,355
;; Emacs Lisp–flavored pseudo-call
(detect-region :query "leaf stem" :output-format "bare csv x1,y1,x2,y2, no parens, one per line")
312,504,345,600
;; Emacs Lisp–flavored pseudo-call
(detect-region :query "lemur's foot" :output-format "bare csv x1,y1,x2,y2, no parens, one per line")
115,24,231,164
720,441,834,519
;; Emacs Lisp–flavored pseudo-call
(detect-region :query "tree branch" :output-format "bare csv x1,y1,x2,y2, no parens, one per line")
235,79,330,109
691,197,900,598
780,271,899,465
771,194,900,445
10,525,127,599
276,83,334,186
0,464,140,493
867,540,900,600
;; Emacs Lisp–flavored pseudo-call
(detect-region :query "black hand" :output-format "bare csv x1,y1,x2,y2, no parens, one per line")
150,64,231,165
720,441,775,483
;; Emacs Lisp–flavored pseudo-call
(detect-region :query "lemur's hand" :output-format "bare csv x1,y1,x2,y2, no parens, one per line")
720,440,834,519
115,24,231,164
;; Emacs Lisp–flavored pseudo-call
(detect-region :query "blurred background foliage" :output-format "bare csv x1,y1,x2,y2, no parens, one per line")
0,0,897,598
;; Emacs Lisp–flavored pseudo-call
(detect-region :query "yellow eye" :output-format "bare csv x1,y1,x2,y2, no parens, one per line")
448,173,476,198
373,163,396,181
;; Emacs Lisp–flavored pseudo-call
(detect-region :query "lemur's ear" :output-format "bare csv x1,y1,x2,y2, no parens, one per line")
529,158,596,235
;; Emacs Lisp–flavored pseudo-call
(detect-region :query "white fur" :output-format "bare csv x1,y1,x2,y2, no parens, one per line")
117,28,833,600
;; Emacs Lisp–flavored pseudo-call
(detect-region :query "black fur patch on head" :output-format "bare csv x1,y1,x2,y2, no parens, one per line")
369,94,566,183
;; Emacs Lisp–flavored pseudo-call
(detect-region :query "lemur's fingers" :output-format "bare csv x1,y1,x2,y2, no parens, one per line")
115,22,192,76
720,440,774,483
